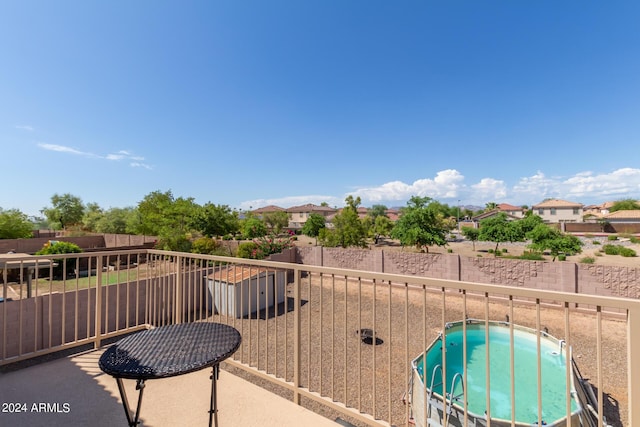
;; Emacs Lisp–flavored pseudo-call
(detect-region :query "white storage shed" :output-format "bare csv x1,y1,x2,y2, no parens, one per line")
207,266,286,318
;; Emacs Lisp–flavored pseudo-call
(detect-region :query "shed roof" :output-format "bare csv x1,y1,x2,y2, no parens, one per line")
208,266,272,284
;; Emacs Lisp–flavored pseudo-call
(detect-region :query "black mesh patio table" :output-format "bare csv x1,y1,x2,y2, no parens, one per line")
99,322,241,427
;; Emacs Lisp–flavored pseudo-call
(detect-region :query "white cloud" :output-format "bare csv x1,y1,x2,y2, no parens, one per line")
15,125,34,131
130,162,152,170
563,168,640,199
38,143,95,157
37,143,151,169
470,178,508,201
350,169,465,202
243,167,640,210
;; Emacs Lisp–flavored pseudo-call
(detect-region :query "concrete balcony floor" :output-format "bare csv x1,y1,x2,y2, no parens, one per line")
0,348,339,427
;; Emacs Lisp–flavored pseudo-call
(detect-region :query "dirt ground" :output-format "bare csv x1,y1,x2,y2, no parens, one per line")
289,234,635,426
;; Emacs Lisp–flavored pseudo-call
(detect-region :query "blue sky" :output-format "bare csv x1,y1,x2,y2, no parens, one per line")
2,1,640,217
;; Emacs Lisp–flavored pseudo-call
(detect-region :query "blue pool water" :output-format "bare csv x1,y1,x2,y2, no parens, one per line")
417,323,578,423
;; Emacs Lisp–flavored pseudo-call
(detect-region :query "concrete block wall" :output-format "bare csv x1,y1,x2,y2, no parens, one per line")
294,247,640,300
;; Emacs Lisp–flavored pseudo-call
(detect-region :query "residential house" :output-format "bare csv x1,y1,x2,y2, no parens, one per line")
604,209,640,224
531,199,584,223
251,205,286,219
583,201,615,220
497,203,525,218
463,209,520,229
286,204,337,230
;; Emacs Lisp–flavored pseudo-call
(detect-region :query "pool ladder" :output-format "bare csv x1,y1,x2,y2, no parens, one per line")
427,365,465,426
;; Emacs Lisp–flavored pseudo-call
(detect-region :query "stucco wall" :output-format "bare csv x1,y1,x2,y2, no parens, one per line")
294,247,640,300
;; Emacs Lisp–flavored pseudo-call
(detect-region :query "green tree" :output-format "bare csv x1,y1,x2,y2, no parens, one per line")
241,217,267,239
193,203,239,237
82,202,104,232
484,202,498,212
478,212,524,255
135,190,199,251
301,213,326,245
41,193,85,230
263,211,290,234
609,198,640,212
390,196,448,253
95,207,135,234
512,213,544,236
527,224,583,261
460,226,480,251
320,195,368,248
0,208,33,239
367,204,388,220
371,215,394,244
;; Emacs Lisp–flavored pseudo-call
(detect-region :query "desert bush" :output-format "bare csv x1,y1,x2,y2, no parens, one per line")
620,247,637,257
518,251,545,261
191,237,223,255
603,244,621,255
607,235,618,241
592,240,600,245
558,254,567,261
236,242,258,258
580,256,596,264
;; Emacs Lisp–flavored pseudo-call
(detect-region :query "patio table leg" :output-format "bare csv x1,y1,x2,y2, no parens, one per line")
209,364,220,427
116,378,145,427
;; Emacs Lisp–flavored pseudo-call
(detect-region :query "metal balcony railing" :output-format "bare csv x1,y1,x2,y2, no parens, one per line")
1,249,639,426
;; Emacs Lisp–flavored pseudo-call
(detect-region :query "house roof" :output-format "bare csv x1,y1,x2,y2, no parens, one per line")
252,205,286,214
497,203,522,211
286,204,336,213
532,199,583,209
471,209,519,221
605,210,640,220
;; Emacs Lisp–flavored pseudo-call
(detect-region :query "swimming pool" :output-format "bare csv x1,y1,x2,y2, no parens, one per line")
409,320,597,427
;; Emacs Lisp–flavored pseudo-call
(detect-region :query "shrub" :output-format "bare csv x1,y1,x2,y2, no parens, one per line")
36,241,83,278
592,240,600,245
603,244,620,255
630,236,640,244
250,235,294,260
557,254,567,261
580,257,596,264
607,235,618,241
236,242,258,259
222,234,233,240
487,249,494,254
518,251,545,261
502,248,508,253
191,237,221,255
620,247,637,257
447,248,453,253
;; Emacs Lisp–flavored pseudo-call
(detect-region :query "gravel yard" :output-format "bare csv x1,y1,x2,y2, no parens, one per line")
227,269,630,427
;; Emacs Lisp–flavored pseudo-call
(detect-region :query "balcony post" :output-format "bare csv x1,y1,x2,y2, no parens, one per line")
628,306,640,425
94,256,103,349
293,267,301,405
175,255,183,324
